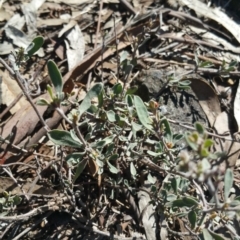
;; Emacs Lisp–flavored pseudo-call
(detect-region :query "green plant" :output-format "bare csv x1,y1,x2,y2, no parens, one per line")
0,191,22,216
41,57,240,239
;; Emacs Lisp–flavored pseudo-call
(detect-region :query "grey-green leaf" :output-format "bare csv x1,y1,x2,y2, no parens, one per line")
130,162,137,177
108,154,118,161
112,83,123,95
73,158,88,183
47,60,63,94
224,168,233,201
106,110,117,122
202,229,213,240
134,95,153,131
188,210,197,229
161,118,172,138
36,98,50,106
48,130,82,148
26,36,44,57
171,177,178,194
195,122,205,135
107,161,119,174
91,135,116,149
66,152,85,166
171,197,198,208
79,83,103,116
203,229,227,240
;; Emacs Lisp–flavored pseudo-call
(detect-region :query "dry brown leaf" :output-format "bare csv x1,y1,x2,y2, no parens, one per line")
88,158,98,177
0,9,12,21
214,111,229,135
0,69,28,114
213,111,240,167
176,0,240,44
47,0,93,4
58,19,77,37
65,23,85,70
37,18,69,27
0,177,56,195
188,77,221,127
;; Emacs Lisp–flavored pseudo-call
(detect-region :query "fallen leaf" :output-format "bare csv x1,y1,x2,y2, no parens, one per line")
188,77,221,127
1,69,28,114
213,111,240,167
65,23,85,70
234,80,240,131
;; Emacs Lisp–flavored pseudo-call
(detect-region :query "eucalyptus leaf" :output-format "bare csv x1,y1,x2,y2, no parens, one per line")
47,60,63,94
48,130,82,148
134,95,153,131
224,168,233,201
79,83,103,116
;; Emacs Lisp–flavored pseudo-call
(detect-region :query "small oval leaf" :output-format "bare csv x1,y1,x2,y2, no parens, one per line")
112,83,123,95
130,162,137,177
107,161,119,174
195,122,205,135
134,95,153,131
79,83,103,116
47,60,63,94
224,168,233,201
188,210,197,229
27,36,44,57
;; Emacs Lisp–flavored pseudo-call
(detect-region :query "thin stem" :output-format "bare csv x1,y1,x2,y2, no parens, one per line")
0,57,50,131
